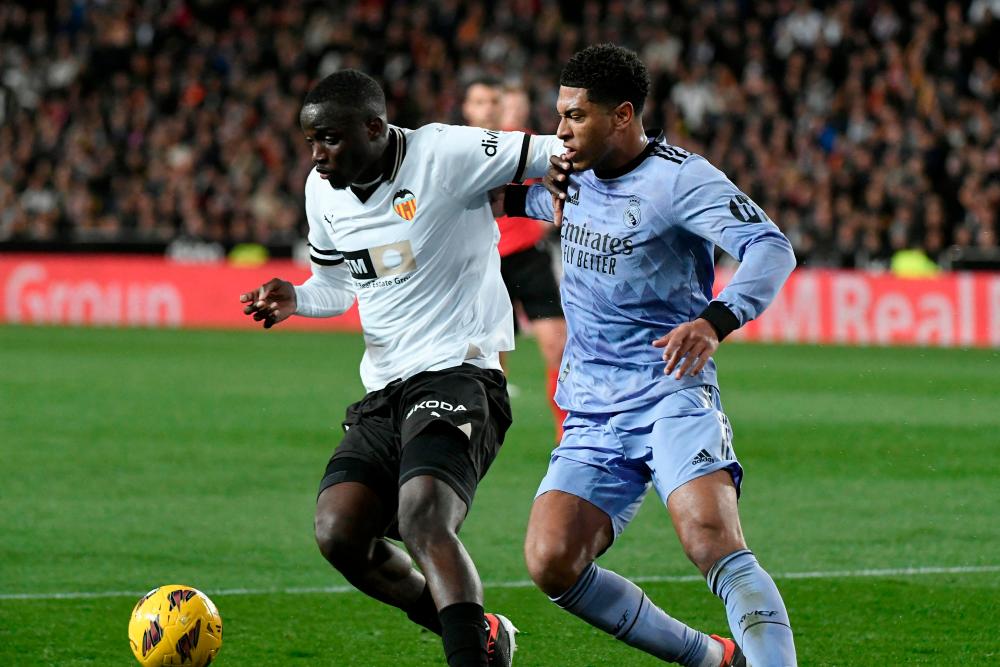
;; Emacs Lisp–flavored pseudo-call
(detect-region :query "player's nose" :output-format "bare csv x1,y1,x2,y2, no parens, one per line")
311,143,329,164
556,117,572,140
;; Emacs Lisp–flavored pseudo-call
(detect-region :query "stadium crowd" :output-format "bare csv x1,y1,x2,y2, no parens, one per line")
1,0,998,269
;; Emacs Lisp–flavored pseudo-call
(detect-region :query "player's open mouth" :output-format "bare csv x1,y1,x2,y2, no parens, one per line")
315,168,333,179
562,148,578,161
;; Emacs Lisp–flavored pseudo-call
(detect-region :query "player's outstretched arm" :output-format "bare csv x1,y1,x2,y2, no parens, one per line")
652,319,720,380
239,278,297,329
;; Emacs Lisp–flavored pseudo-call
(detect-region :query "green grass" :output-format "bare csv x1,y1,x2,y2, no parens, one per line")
1,326,998,665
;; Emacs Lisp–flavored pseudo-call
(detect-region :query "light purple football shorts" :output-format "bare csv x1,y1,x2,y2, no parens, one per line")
536,385,743,539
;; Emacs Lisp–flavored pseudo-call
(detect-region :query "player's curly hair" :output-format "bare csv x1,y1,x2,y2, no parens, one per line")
304,69,386,118
560,44,650,114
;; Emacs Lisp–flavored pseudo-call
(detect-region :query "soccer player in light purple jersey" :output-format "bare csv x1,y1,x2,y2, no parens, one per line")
502,44,799,667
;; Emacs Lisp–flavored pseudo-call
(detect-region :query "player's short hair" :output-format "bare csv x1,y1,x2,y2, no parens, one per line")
463,75,503,100
560,44,650,114
304,69,386,119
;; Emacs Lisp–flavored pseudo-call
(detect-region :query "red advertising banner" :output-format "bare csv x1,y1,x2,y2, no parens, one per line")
2,254,999,347
716,268,1000,347
0,254,359,331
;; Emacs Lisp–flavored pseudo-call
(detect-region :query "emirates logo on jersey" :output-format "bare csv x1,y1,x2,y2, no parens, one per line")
393,189,417,221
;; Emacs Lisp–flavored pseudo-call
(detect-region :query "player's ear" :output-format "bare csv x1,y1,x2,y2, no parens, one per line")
365,116,386,140
612,101,634,129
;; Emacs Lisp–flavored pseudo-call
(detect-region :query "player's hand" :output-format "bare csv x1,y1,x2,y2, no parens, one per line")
652,319,719,379
543,154,573,227
239,278,297,329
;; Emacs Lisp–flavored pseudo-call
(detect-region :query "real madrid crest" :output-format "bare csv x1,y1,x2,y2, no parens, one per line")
393,189,417,221
623,195,641,228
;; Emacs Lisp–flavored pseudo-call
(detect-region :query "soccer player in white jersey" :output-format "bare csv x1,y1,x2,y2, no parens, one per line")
501,45,799,667
240,69,560,667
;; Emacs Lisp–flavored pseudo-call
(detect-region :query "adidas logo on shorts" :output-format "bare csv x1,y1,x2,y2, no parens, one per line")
691,449,718,466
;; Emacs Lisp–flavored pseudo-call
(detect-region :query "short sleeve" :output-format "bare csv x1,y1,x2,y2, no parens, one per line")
431,124,562,201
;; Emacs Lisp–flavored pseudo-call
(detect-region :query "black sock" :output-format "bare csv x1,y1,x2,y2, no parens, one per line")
439,602,487,667
404,584,442,635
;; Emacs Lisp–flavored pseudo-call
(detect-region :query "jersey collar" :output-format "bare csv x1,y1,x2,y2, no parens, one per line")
350,125,408,202
593,129,665,181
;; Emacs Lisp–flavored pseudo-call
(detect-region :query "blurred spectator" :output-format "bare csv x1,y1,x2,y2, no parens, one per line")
0,0,997,270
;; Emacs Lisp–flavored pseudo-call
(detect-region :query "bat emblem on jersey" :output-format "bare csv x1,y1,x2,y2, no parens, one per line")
623,196,641,228
393,189,417,221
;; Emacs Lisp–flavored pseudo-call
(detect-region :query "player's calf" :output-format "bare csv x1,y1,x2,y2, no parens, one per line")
707,550,796,667
550,562,728,667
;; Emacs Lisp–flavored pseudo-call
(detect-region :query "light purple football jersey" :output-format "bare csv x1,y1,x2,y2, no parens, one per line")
521,133,796,414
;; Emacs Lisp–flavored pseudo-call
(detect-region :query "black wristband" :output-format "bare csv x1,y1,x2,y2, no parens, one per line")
697,301,741,340
503,184,530,217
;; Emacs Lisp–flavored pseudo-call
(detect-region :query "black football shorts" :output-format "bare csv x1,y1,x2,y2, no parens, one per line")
317,364,511,525
500,243,564,331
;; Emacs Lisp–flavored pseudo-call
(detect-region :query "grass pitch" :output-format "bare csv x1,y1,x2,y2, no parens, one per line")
1,325,998,665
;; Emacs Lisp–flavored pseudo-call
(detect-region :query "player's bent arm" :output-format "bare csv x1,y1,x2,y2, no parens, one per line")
698,234,796,340
669,156,796,339
294,262,356,318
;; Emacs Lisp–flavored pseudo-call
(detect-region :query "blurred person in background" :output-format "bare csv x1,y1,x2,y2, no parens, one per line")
462,76,568,441
499,84,533,134
0,1,996,266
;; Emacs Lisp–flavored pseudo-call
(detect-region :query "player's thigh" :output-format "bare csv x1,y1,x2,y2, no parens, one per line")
533,416,649,544
396,472,470,539
398,365,511,501
639,387,746,570
316,404,401,544
667,469,746,573
643,386,744,508
526,489,615,565
530,317,567,368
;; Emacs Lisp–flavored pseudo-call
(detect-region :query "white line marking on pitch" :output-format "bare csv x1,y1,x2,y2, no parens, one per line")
1,565,997,602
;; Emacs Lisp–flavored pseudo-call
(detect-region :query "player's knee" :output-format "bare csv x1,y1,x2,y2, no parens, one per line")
679,520,744,574
524,535,586,597
397,475,467,555
314,511,367,574
397,502,453,555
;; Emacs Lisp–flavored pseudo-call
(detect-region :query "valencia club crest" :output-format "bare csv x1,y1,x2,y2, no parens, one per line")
393,189,417,221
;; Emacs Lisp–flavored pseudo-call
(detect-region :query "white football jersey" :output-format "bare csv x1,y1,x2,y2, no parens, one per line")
301,124,562,392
